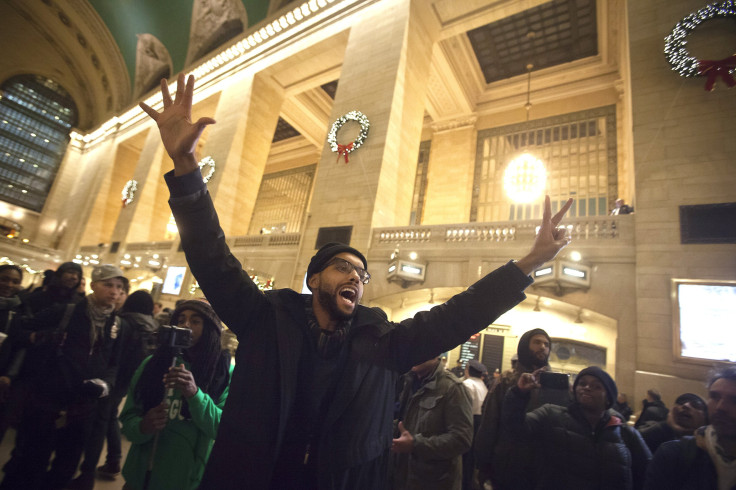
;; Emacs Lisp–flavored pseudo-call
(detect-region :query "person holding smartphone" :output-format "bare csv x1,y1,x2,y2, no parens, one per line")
503,366,651,490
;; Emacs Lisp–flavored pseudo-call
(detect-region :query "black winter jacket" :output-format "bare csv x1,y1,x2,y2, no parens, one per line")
166,169,533,490
503,386,652,490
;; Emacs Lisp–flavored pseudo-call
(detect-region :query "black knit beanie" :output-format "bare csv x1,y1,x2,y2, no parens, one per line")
122,290,154,315
574,366,618,408
306,242,367,289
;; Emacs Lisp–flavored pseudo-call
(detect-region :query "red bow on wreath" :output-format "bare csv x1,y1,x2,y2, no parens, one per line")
698,55,736,91
336,142,354,164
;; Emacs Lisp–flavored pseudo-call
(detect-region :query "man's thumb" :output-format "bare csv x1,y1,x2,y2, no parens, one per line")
398,421,406,433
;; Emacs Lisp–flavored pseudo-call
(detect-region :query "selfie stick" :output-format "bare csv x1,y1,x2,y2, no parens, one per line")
143,338,185,490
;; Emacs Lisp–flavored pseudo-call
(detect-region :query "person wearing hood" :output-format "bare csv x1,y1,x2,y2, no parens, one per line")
21,262,83,316
474,328,551,489
68,290,160,489
503,366,652,490
0,264,126,490
119,299,232,490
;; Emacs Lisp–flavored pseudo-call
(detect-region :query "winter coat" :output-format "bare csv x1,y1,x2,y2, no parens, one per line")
503,386,652,490
392,363,473,490
166,168,533,490
27,298,121,407
474,328,550,490
635,399,668,429
114,311,158,397
638,420,679,455
120,355,232,490
643,429,732,490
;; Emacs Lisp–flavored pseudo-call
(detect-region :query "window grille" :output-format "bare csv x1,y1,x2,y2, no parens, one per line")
471,106,617,222
248,165,315,235
0,75,77,212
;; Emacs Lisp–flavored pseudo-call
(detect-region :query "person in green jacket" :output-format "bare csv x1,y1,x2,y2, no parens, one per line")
120,299,232,490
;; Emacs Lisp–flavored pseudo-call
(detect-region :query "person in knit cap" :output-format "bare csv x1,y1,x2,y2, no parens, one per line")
474,328,552,490
142,71,574,490
638,392,708,455
119,299,232,490
502,365,652,490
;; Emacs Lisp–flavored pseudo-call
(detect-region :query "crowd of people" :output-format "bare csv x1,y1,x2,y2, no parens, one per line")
0,73,730,490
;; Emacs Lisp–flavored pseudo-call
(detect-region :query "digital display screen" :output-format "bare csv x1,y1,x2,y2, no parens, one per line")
677,282,736,362
161,266,187,296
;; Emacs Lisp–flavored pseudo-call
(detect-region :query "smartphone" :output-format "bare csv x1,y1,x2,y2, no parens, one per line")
539,371,570,390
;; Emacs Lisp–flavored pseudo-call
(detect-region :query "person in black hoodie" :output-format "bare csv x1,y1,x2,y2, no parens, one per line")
0,264,126,490
21,262,82,316
474,328,551,490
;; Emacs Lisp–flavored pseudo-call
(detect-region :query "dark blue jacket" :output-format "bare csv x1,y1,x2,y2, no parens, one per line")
644,435,726,490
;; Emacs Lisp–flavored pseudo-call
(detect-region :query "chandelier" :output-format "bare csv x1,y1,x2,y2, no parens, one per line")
504,62,547,204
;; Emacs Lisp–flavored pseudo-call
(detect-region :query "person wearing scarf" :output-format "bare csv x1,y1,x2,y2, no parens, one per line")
0,264,126,490
119,299,232,490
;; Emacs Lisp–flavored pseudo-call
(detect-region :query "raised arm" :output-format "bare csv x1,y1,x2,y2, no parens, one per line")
139,73,216,176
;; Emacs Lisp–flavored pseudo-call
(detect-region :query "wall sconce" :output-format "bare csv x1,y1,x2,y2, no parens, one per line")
531,259,591,296
387,249,427,288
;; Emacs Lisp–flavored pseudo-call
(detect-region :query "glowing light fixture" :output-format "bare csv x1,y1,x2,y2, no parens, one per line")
504,60,547,204
503,153,546,203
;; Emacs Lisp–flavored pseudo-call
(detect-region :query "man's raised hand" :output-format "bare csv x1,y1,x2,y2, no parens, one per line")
139,73,216,176
514,196,573,275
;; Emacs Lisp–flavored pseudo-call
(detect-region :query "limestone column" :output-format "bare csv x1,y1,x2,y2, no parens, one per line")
422,118,478,225
203,73,284,236
109,128,167,246
294,0,440,286
37,129,122,256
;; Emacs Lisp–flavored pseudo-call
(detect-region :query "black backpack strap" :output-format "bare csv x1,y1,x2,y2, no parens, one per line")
55,303,76,348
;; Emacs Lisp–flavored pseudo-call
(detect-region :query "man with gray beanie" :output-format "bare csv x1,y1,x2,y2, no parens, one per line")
502,365,652,490
141,72,574,490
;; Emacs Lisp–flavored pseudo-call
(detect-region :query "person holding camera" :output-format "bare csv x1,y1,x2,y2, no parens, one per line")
502,366,652,490
119,299,232,490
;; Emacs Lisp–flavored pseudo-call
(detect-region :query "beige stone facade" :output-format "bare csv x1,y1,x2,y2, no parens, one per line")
1,0,734,408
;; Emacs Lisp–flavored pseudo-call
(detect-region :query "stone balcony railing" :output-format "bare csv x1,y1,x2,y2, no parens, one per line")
73,216,634,263
371,215,633,247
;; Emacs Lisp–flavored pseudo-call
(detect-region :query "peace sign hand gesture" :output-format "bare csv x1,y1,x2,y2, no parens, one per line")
514,196,574,275
139,73,216,176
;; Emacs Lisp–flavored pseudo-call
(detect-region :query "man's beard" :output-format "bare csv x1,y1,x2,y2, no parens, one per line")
317,286,357,322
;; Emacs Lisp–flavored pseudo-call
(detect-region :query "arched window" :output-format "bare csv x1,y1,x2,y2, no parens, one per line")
0,75,77,212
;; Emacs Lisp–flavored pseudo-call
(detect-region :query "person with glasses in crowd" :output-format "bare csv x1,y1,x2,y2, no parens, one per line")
139,72,573,490
638,393,708,455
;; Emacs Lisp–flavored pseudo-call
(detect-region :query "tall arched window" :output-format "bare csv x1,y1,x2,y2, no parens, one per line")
0,75,77,212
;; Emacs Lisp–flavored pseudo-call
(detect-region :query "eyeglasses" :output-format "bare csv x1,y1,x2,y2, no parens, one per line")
327,257,371,284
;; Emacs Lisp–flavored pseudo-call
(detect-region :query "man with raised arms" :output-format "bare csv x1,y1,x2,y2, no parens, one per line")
140,73,573,490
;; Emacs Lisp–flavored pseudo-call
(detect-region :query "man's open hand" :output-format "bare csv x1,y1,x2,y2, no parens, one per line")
139,73,216,176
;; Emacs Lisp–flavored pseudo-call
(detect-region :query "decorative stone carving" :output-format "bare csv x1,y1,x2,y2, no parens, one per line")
185,0,248,66
133,33,173,99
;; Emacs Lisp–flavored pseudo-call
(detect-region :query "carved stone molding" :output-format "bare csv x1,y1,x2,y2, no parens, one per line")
133,34,173,100
430,115,478,133
185,0,249,67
